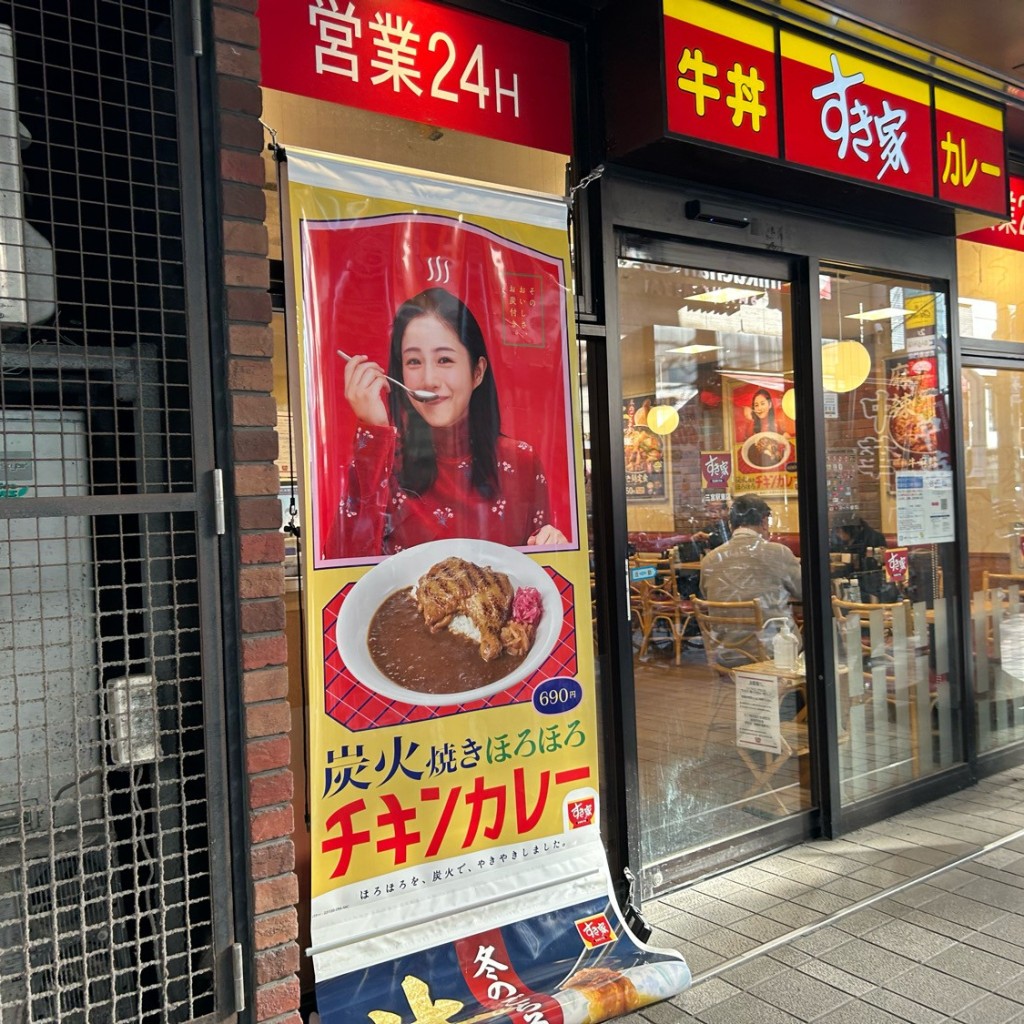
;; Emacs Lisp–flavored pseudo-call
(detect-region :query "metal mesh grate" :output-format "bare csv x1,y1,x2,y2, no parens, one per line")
0,2,222,1021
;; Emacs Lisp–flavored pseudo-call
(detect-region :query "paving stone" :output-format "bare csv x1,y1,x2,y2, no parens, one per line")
790,889,854,916
751,971,854,1021
925,944,1024,990
726,914,794,943
882,904,976,940
698,991,805,1023
881,965,988,1016
789,926,853,957
831,907,895,936
912,892,1010,930
719,887,784,914
862,988,951,1024
672,977,741,1014
953,992,1024,1024
811,1001,908,1023
851,864,917,889
817,936,918,983
856,917,957,960
658,909,722,940
796,958,876,997
762,901,825,929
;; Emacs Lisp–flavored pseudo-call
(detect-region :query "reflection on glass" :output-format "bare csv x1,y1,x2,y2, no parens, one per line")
963,367,1024,754
820,265,963,805
616,245,810,895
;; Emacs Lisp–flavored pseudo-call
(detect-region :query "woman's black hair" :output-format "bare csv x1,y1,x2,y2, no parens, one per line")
387,286,501,497
751,388,778,433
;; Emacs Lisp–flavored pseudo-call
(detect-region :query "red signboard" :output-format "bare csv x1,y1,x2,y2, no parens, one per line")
960,175,1024,251
660,0,1008,217
935,88,1007,214
663,0,779,157
780,33,933,198
258,0,572,154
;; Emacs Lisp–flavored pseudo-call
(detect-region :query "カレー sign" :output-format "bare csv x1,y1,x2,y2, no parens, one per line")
259,0,572,154
661,0,1008,217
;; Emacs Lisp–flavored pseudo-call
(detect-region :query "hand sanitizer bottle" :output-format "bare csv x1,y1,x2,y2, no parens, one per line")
772,619,799,671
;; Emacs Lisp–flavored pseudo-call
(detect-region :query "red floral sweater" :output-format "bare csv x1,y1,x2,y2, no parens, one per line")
324,420,553,558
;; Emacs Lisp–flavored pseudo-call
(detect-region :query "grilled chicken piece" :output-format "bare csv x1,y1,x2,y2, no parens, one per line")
415,557,514,661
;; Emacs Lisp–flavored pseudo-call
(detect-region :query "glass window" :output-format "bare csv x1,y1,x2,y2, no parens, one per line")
962,366,1024,754
820,266,964,805
957,239,1024,343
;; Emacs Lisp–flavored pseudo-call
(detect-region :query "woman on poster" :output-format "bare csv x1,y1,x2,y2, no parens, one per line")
746,388,779,438
324,286,568,559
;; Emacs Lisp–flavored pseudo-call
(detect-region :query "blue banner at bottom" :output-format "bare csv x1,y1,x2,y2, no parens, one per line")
316,894,690,1024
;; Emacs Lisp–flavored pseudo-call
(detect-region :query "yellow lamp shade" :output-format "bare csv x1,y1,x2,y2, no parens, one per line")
646,405,679,435
781,387,796,420
821,340,871,393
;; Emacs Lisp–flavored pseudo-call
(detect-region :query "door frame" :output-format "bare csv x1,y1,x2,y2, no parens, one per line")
591,168,972,895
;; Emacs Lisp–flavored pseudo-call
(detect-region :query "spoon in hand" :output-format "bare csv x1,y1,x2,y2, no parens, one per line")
337,349,440,403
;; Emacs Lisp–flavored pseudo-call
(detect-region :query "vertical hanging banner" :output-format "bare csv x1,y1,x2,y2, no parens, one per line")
284,149,689,1023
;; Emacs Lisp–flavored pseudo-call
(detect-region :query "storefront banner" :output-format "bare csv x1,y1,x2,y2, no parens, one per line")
661,1,1008,217
283,148,688,1020
960,174,1024,251
259,0,571,154
662,0,779,157
780,32,933,198
935,88,1007,215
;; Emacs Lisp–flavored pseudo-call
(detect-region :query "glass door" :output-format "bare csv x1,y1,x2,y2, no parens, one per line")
819,266,964,804
962,363,1024,756
614,234,811,894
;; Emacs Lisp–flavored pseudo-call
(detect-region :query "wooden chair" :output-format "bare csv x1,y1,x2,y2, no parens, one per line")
691,596,769,678
831,596,913,669
982,572,1024,593
638,582,695,665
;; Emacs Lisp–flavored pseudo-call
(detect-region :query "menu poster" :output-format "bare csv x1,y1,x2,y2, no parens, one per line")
885,355,952,492
624,395,668,501
283,150,689,1022
725,380,798,496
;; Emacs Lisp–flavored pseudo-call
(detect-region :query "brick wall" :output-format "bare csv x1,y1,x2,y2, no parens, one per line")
212,1,301,1020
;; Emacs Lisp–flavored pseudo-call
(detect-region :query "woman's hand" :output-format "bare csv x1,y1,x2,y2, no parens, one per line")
344,354,390,427
528,524,568,546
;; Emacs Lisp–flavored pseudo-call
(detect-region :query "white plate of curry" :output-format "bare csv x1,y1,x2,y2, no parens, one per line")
335,538,562,706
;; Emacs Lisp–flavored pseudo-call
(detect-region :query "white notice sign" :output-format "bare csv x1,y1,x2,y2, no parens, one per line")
734,670,782,754
895,470,955,545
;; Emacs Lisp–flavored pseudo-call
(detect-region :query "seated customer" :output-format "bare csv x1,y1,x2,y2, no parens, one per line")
830,509,886,566
691,500,732,551
700,494,803,646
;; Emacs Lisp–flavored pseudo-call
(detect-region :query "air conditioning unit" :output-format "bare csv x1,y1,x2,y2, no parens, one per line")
0,829,136,1023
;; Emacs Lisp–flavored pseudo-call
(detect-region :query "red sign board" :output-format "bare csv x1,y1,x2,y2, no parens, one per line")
258,0,572,154
663,0,779,157
935,88,1007,214
960,175,1024,251
780,33,933,198
661,1,1008,217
